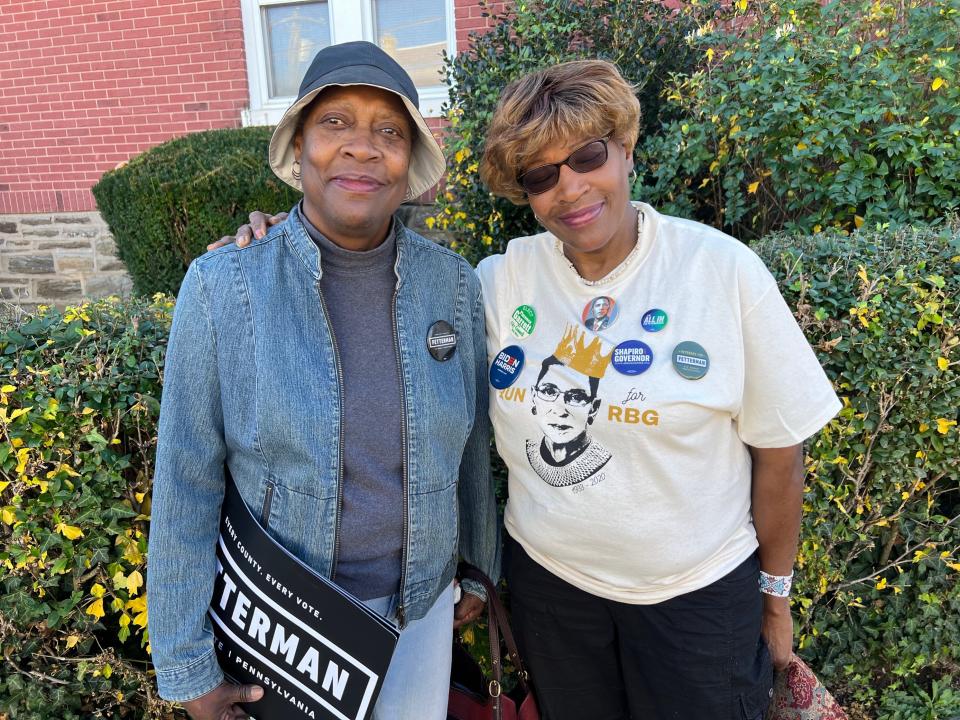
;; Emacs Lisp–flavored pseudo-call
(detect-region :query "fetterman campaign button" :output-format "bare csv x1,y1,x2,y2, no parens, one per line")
672,341,710,380
510,304,537,338
641,308,668,332
490,345,525,389
427,320,457,362
612,340,654,376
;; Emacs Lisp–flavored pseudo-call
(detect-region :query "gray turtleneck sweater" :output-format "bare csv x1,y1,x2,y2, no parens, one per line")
301,207,404,600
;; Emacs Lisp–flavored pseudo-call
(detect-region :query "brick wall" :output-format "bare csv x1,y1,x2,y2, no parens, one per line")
0,0,249,215
454,0,508,50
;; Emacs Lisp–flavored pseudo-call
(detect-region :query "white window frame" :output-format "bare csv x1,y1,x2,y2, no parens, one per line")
240,0,455,125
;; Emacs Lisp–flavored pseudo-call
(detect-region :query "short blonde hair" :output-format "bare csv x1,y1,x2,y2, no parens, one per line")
480,60,641,205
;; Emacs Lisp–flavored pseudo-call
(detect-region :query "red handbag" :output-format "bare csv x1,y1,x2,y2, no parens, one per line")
448,567,539,720
767,655,848,720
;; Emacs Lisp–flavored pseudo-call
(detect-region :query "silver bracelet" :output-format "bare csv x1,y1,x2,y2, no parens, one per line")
759,570,793,597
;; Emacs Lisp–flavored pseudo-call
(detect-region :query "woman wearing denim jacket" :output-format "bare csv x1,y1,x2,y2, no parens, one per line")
145,42,499,720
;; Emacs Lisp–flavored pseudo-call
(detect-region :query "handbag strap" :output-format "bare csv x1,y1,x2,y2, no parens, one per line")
459,566,533,697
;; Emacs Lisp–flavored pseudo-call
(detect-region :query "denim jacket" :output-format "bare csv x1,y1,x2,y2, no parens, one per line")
146,205,500,701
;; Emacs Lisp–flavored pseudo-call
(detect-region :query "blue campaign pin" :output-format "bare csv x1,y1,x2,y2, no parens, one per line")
672,341,710,380
490,345,525,389
611,340,654,376
641,308,668,332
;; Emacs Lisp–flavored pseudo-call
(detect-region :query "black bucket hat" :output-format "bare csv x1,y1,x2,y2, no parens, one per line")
269,41,446,201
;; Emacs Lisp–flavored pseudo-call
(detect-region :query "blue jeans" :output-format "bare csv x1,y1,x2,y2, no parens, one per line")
363,581,454,720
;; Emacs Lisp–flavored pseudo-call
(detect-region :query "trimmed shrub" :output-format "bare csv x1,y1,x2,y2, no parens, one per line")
2,223,958,718
0,296,175,719
753,220,960,718
92,127,301,296
434,0,707,264
638,0,960,239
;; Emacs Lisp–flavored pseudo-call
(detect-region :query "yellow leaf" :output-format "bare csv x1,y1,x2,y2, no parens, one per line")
875,577,887,590
935,418,956,434
15,448,30,475
0,385,14,393
946,562,960,572
919,422,929,432
126,595,147,614
133,610,149,628
736,0,748,11
699,177,711,188
937,357,949,371
854,215,865,229
0,481,8,493
1,507,16,525
86,598,105,620
119,613,131,627
931,77,945,91
796,141,808,150
90,583,106,598
81,407,95,415
706,48,715,62
65,634,81,649
135,492,146,503
126,570,144,595
102,664,113,679
56,523,84,541
747,181,760,194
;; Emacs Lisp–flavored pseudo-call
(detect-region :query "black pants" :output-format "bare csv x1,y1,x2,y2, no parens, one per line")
506,536,773,720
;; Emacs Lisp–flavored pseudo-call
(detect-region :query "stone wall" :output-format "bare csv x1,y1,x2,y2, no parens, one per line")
0,212,131,314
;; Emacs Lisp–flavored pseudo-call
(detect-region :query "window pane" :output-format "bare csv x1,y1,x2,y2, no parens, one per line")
264,2,331,98
373,0,447,88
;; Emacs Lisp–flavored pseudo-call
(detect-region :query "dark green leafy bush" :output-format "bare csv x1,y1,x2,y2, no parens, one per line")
435,0,706,264
92,127,301,296
638,0,960,239
0,296,176,719
753,220,960,718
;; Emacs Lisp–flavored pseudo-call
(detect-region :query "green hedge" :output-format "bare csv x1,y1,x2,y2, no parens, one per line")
0,295,172,719
754,221,960,719
92,127,301,297
637,0,960,239
2,224,958,718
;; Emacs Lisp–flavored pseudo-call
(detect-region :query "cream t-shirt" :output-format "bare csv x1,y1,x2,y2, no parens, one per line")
476,203,841,604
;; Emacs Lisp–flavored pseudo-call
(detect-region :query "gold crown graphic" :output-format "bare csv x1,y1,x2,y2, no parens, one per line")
553,324,612,379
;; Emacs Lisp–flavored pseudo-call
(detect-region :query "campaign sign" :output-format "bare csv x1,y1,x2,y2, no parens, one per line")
211,477,399,720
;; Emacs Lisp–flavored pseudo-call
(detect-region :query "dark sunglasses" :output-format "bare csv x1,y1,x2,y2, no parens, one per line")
518,134,614,195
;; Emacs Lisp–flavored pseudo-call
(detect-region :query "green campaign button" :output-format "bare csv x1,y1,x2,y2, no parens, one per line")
510,304,537,338
672,341,710,380
641,308,668,332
